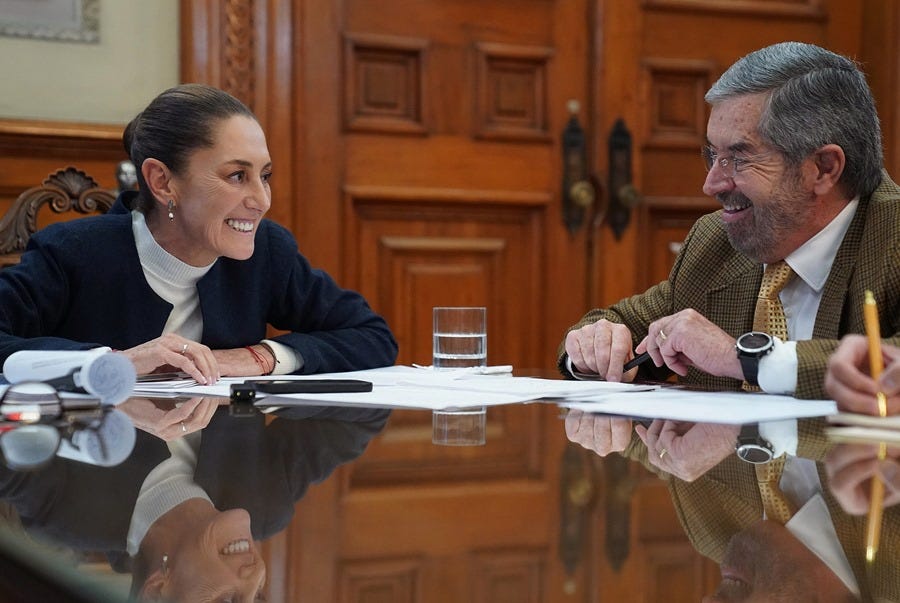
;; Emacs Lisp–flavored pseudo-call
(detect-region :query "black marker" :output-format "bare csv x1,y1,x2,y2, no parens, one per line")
623,351,652,372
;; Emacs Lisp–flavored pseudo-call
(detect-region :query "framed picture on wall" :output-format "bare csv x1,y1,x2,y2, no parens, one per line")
0,0,99,43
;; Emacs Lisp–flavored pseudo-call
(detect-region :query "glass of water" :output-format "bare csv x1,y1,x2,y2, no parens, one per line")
432,307,487,369
431,307,487,446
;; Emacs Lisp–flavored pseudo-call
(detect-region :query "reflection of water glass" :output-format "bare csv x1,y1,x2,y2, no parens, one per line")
432,406,486,446
432,307,487,369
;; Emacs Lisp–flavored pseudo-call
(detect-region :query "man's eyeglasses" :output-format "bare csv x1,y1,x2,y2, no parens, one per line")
701,145,775,179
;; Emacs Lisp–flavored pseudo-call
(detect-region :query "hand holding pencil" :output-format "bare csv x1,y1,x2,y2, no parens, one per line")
862,290,887,564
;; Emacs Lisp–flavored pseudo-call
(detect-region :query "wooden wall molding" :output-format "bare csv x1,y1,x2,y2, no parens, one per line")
343,33,429,135
471,548,546,603
339,557,423,603
181,0,256,104
223,0,256,105
343,184,551,207
641,58,714,150
0,119,123,159
474,42,554,142
643,0,825,19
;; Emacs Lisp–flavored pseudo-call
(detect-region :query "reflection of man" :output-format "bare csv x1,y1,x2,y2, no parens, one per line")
562,41,900,601
705,520,858,603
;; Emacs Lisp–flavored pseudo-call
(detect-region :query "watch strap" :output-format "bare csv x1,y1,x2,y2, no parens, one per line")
739,354,760,386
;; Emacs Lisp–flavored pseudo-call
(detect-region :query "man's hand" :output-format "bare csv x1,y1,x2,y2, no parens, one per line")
636,309,743,380
825,443,900,514
565,409,633,456
824,334,900,415
564,319,638,382
635,419,739,482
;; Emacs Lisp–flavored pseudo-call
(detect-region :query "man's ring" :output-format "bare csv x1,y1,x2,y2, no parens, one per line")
181,421,187,433
658,329,667,342
658,448,668,459
180,343,188,355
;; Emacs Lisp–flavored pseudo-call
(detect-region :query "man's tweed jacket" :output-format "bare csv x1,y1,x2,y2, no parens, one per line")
558,173,900,601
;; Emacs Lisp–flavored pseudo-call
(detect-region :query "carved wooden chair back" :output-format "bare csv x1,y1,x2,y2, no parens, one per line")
0,167,116,268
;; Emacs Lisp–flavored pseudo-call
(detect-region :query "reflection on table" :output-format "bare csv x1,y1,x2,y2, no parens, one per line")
0,398,389,601
0,386,897,602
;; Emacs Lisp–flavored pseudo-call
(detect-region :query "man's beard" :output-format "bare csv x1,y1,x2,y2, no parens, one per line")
720,177,815,263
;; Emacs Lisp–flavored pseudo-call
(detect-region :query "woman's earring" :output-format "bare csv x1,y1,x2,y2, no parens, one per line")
167,200,175,221
162,554,169,575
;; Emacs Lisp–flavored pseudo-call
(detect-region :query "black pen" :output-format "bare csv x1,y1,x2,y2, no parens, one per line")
623,351,652,372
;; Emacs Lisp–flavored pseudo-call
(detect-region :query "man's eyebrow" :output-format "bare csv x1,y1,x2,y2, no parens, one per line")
704,140,756,154
727,141,754,154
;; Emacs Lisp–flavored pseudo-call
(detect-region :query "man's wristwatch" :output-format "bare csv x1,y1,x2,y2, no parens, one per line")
735,331,775,386
735,423,775,464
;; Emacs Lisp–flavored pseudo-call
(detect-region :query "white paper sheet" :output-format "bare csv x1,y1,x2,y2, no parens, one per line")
561,389,837,424
131,366,656,410
128,365,838,419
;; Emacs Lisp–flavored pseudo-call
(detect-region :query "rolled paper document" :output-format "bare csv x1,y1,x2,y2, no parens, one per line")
56,408,136,467
3,349,136,406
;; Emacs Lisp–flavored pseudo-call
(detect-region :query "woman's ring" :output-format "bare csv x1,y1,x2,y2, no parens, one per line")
658,447,668,459
181,421,187,433
658,329,667,342
180,343,188,355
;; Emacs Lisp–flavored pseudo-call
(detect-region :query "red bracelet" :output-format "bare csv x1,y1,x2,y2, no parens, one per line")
245,345,274,375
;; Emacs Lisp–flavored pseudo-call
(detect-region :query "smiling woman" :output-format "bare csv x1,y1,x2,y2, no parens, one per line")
0,83,398,389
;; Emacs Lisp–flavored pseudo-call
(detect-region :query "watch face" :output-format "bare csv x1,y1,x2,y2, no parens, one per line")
737,444,774,464
737,332,772,353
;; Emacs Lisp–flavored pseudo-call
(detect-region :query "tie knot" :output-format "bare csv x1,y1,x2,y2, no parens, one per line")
759,260,794,300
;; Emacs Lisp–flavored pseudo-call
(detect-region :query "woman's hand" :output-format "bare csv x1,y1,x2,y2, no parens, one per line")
117,396,222,441
212,345,276,377
120,334,219,384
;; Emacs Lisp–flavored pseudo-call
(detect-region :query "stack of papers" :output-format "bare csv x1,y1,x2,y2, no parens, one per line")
128,365,839,423
825,413,900,445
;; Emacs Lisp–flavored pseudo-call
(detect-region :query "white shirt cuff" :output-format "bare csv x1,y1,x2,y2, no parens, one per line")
756,338,798,456
758,418,798,457
757,338,797,394
565,354,597,380
262,339,303,375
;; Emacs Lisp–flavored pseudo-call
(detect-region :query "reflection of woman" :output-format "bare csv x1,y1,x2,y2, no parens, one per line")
0,404,390,601
0,84,397,383
132,502,266,601
128,404,391,601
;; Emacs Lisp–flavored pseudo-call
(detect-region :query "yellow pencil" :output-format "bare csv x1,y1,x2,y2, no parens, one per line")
863,290,887,564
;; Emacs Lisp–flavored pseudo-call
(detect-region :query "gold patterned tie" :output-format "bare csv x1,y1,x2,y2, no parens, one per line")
755,455,796,524
752,260,794,340
749,260,796,522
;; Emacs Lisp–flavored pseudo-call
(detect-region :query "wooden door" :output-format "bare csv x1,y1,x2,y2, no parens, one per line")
286,2,598,601
178,0,876,601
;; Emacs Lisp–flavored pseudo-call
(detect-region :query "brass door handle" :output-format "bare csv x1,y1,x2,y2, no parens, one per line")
607,119,641,239
561,100,598,233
